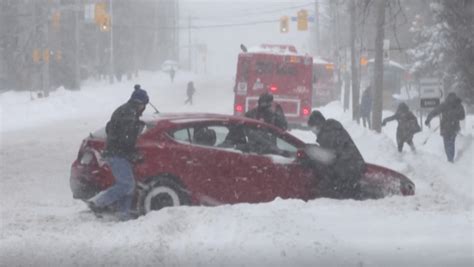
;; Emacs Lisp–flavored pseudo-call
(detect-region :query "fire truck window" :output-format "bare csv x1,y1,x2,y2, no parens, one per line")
277,64,297,76
256,61,274,75
240,61,249,80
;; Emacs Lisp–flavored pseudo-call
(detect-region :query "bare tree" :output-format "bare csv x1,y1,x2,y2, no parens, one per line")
350,0,361,122
372,0,387,133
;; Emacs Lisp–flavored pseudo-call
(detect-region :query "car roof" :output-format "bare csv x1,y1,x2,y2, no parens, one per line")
142,112,264,125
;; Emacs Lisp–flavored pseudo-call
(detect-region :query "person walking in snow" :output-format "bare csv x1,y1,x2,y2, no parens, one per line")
307,110,365,199
382,102,421,153
184,81,196,105
169,68,176,83
87,84,149,221
425,92,465,162
360,86,373,129
245,92,287,130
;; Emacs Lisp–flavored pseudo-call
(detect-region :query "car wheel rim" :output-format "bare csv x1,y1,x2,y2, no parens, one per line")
144,186,180,213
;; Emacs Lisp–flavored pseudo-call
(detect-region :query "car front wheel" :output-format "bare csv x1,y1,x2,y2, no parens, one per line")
139,176,190,215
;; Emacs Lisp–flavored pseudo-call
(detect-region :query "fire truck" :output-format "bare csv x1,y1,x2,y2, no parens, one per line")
233,44,313,128
312,57,336,106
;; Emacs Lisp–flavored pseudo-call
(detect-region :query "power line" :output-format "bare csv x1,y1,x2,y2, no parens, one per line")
190,2,315,20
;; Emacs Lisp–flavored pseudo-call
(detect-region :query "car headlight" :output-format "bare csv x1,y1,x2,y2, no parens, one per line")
80,151,94,165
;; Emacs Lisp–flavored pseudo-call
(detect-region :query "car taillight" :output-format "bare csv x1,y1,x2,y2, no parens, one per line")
302,107,310,116
235,104,243,113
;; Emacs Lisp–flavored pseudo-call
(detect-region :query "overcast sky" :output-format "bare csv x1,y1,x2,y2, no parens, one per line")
179,0,319,75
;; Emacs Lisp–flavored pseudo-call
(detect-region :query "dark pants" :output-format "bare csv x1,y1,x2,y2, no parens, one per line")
315,165,362,200
443,135,456,162
397,138,415,152
184,95,193,105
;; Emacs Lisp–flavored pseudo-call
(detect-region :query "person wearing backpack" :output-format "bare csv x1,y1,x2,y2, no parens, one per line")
382,102,421,153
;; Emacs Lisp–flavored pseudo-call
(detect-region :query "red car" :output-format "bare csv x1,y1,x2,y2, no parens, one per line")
70,113,415,215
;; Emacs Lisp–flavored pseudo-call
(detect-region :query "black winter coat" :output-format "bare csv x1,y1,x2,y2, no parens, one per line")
316,119,366,198
426,94,465,137
245,107,288,130
383,109,420,143
104,101,144,160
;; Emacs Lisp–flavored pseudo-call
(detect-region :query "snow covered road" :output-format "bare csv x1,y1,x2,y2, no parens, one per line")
1,73,473,266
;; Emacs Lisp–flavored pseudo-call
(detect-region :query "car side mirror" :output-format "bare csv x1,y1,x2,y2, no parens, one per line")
303,144,336,165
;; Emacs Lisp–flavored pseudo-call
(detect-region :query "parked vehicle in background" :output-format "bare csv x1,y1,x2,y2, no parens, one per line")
233,44,313,128
70,113,415,216
312,57,337,106
161,60,179,72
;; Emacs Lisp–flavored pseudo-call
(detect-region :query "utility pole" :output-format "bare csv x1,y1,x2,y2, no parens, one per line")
41,3,50,97
109,0,114,84
188,15,192,71
74,2,81,90
372,0,387,133
350,0,360,122
314,0,320,55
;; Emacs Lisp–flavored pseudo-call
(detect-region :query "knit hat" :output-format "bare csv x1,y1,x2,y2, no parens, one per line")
258,92,274,108
308,110,326,126
130,84,149,104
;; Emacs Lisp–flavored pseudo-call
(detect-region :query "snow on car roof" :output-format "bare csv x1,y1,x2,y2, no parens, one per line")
247,45,300,56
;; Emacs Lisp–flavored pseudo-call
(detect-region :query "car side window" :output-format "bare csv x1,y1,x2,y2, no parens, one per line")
171,128,193,143
243,126,297,157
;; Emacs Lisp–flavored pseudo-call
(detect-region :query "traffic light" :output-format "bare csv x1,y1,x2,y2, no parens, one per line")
32,49,41,63
280,16,289,33
95,3,107,25
95,2,110,31
51,10,61,32
43,49,50,63
297,9,308,31
99,14,111,32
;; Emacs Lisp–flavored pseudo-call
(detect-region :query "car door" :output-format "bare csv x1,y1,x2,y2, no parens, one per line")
234,124,315,203
170,123,245,205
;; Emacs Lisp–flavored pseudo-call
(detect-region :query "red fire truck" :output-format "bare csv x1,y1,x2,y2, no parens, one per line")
312,57,336,106
233,44,313,127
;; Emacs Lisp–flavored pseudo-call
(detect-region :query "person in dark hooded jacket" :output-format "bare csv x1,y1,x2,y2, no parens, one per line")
382,102,420,153
307,110,365,199
87,84,149,220
425,92,465,162
245,92,288,130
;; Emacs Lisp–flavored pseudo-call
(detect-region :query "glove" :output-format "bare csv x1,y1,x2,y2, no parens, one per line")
424,120,430,127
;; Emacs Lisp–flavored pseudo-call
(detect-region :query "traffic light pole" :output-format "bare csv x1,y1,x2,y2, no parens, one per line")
74,3,81,90
314,0,320,55
109,0,114,84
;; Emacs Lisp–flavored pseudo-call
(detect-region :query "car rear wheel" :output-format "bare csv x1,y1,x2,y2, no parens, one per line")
139,176,190,215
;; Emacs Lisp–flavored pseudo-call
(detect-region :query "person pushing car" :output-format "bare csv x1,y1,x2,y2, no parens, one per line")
87,84,149,221
307,110,365,199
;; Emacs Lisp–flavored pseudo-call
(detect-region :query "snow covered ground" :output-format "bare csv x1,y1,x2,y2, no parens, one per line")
0,72,473,266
